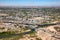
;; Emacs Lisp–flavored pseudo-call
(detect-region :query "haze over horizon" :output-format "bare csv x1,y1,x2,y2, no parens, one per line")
0,0,60,7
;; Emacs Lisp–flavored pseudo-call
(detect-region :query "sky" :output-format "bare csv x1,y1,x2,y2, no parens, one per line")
0,0,60,7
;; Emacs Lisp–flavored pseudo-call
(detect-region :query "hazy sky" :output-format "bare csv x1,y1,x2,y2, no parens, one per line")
0,0,60,7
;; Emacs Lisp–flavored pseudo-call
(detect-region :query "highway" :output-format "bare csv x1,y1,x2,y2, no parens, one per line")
0,21,60,39
3,21,60,30
3,21,60,26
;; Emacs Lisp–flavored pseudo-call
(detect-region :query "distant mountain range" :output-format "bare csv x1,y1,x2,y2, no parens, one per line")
0,6,60,8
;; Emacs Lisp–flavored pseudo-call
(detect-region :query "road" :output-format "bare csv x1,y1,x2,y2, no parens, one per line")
0,21,60,39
